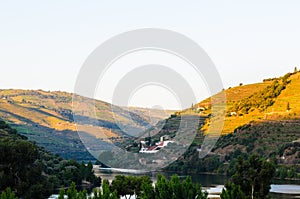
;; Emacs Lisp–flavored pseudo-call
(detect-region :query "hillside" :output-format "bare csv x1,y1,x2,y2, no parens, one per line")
161,70,300,177
1,70,300,175
188,71,300,134
0,89,174,160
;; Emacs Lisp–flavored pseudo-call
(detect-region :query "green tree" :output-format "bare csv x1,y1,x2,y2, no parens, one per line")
182,176,195,199
1,188,17,199
58,188,65,199
0,120,101,199
220,182,246,199
111,175,136,199
134,176,152,197
155,174,171,199
0,137,53,198
66,182,78,199
169,174,182,199
195,184,208,199
99,179,118,199
231,154,275,199
137,179,155,199
181,176,208,199
154,174,207,199
279,167,288,180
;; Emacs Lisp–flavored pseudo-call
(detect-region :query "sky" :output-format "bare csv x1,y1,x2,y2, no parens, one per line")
1,1,300,109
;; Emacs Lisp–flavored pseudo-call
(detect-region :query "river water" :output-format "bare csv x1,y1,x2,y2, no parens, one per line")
94,169,300,199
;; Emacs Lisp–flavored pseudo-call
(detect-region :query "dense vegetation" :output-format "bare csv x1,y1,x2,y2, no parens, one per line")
221,154,275,199
57,174,208,199
166,119,300,180
54,155,275,199
0,120,101,199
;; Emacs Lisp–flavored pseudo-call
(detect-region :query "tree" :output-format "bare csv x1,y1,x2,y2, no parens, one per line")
220,182,246,199
155,174,171,199
66,182,78,199
231,154,275,199
58,189,65,199
154,174,207,199
181,176,207,199
0,120,101,199
134,176,152,197
0,188,18,199
102,180,118,199
60,181,119,199
294,67,298,73
195,184,208,199
138,179,155,199
111,175,135,199
0,138,53,198
60,174,207,199
169,174,182,199
182,176,195,199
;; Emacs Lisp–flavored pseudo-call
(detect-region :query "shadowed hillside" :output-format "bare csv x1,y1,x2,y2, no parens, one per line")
0,89,174,160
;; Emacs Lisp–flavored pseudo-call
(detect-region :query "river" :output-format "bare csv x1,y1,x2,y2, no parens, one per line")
94,168,300,199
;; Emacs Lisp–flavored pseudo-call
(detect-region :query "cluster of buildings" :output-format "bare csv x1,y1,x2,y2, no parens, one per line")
139,135,174,153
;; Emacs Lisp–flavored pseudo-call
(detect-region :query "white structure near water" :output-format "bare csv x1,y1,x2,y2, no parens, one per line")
139,136,174,153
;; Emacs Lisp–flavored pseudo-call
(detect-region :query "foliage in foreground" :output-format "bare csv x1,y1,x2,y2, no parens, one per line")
58,180,118,199
220,182,246,199
0,120,101,199
0,188,18,199
58,174,208,199
221,154,275,199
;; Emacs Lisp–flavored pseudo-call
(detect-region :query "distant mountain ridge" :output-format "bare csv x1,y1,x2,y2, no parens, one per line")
0,89,174,160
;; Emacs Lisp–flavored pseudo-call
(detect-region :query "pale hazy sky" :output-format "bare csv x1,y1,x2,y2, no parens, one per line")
1,1,300,109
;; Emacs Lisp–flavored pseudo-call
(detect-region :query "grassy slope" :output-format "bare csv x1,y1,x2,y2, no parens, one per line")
192,71,300,134
165,71,300,174
0,89,173,160
0,89,173,133
268,72,300,115
125,71,300,152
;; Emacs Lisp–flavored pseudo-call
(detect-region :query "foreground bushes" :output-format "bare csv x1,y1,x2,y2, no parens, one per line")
0,120,100,199
221,154,275,199
57,174,208,199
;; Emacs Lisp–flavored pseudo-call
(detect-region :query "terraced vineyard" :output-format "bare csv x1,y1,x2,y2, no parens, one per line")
192,71,300,134
161,71,300,177
0,89,174,160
